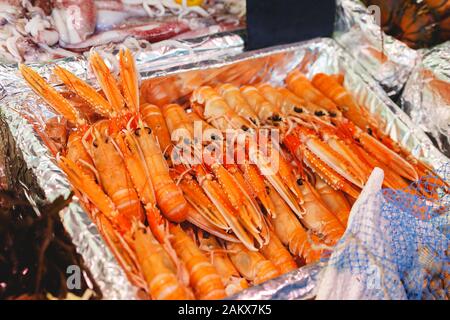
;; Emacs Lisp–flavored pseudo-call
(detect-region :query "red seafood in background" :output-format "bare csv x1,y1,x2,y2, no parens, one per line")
363,0,450,49
0,0,246,63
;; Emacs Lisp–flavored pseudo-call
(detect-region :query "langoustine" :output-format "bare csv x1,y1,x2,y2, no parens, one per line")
19,48,448,300
19,49,194,299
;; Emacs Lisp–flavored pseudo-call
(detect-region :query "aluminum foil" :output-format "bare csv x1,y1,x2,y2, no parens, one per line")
334,0,419,97
230,264,321,300
1,37,448,300
402,41,450,158
0,101,137,300
0,32,244,96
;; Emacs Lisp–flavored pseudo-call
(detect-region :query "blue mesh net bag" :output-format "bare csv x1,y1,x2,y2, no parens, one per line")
316,165,449,300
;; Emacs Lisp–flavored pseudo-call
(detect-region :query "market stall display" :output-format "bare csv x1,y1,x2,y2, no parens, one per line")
0,0,448,301
2,37,447,300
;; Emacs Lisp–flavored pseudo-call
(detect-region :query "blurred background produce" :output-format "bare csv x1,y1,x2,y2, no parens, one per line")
362,0,449,49
0,0,246,63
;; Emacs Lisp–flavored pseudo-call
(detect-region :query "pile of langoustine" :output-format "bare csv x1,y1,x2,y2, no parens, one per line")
19,49,447,300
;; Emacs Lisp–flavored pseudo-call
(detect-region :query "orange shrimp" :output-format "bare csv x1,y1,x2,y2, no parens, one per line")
208,160,270,248
53,65,115,118
176,172,229,231
19,64,86,127
226,242,280,285
163,106,258,251
140,76,182,106
90,51,126,114
217,83,260,127
133,226,193,300
89,127,144,232
131,120,188,223
140,103,172,154
113,127,161,229
239,162,277,218
268,187,324,264
240,85,282,123
283,127,362,199
66,131,95,180
169,224,226,300
198,235,249,296
256,83,285,112
260,230,298,274
277,87,329,116
311,73,372,131
299,180,345,245
314,176,351,227
191,86,252,131
286,70,340,115
161,103,195,144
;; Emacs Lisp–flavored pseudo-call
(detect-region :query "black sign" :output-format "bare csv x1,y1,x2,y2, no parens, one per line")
246,0,337,50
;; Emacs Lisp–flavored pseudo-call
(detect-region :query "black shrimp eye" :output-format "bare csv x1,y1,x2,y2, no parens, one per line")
367,128,373,135
135,128,141,137
145,127,152,134
92,140,98,148
315,111,325,117
294,107,303,113
271,114,282,121
241,125,249,132
297,178,303,185
329,112,337,117
211,135,217,140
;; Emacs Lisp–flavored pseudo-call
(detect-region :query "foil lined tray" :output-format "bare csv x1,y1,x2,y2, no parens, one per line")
334,0,419,97
230,264,320,300
401,41,450,158
1,37,448,300
0,101,137,300
0,32,244,96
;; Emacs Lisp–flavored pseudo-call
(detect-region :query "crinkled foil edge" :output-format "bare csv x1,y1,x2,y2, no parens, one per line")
401,41,450,158
334,0,419,96
0,32,244,96
0,103,137,300
1,36,448,300
230,264,321,300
